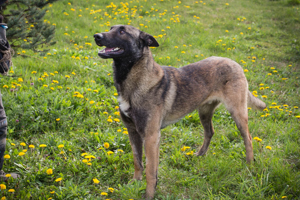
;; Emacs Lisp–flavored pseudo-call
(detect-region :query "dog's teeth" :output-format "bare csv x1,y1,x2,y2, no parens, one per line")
113,47,120,51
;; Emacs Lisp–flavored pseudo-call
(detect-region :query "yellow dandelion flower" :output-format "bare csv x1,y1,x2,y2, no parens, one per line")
58,144,64,148
29,144,35,148
108,187,114,192
101,192,108,196
0,184,6,189
18,152,25,156
82,159,88,163
46,168,53,175
181,146,191,151
8,189,15,192
266,146,272,150
39,144,47,147
4,154,10,159
20,142,26,146
107,151,114,155
253,137,262,142
55,178,62,182
93,178,100,184
104,142,110,149
56,118,60,121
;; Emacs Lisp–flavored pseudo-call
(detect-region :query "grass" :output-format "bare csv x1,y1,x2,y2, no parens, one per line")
0,0,299,199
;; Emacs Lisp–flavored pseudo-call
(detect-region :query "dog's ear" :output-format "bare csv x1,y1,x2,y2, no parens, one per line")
139,31,159,47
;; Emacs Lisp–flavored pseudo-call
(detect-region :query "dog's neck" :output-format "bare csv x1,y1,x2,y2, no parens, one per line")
112,47,163,96
112,57,137,85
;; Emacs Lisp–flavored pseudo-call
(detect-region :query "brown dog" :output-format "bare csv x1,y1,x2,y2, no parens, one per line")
94,25,266,199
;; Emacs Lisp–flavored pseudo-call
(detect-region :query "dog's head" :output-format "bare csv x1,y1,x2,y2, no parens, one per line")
94,25,159,60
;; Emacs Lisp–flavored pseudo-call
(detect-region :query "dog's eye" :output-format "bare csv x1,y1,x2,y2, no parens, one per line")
120,30,125,34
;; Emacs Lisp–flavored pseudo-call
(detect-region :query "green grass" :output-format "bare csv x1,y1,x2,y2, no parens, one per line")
0,0,299,199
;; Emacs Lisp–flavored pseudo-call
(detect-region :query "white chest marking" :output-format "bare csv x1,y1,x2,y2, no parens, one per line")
118,95,130,117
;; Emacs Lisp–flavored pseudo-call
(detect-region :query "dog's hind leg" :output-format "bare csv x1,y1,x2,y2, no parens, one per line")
224,92,254,163
196,101,220,156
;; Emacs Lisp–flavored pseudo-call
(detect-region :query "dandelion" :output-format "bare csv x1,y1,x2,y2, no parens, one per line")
50,191,55,194
39,144,47,148
101,192,108,196
20,142,26,146
29,144,35,148
11,143,15,146
93,178,100,184
107,151,114,155
4,154,10,159
8,189,15,192
18,152,25,156
107,119,113,123
123,131,128,134
90,100,95,104
55,178,62,182
108,187,114,192
114,118,120,122
266,146,272,150
281,196,287,199
82,159,88,163
56,118,60,121
46,168,53,175
0,184,6,189
244,69,248,72
1,197,6,200
58,144,64,148
104,142,110,149
253,137,262,142
181,146,191,151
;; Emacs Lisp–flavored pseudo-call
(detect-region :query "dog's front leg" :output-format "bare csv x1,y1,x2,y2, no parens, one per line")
127,127,144,181
144,128,161,199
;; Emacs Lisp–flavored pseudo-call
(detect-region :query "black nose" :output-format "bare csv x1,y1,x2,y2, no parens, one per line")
94,33,104,40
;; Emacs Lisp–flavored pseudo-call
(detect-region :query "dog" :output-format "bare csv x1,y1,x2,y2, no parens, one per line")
94,25,266,199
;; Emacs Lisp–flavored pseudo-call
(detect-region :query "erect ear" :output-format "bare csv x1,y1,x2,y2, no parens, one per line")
139,31,159,47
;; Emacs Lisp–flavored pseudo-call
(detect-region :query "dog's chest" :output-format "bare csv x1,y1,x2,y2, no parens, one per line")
117,95,130,117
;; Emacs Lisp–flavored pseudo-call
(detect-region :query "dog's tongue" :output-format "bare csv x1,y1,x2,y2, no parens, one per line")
105,47,115,52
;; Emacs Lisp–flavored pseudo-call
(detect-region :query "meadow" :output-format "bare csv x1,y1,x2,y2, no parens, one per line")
0,0,299,199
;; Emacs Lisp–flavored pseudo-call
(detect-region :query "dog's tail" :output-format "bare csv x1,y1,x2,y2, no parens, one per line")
247,91,266,110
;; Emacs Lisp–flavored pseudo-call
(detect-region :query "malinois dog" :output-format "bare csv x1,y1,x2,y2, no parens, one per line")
94,25,266,199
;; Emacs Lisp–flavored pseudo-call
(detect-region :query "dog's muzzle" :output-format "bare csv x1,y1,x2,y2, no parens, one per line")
94,33,104,46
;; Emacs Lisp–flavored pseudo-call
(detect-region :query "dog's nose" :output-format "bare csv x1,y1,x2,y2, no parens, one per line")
94,33,104,40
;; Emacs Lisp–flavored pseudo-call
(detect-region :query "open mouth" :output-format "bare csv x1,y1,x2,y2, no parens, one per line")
98,47,124,57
